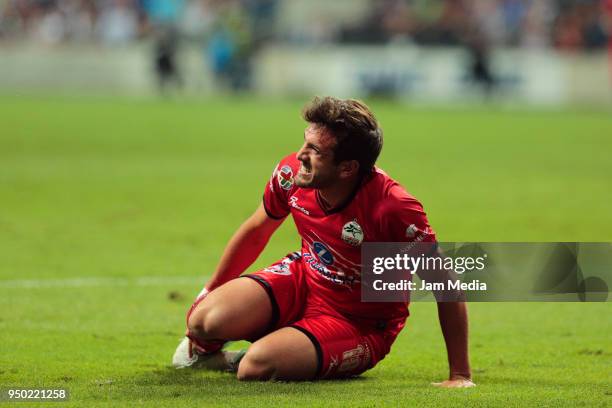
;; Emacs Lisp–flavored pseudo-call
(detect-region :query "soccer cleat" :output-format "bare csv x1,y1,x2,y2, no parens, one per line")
226,349,247,373
190,349,246,372
172,336,199,368
172,336,225,369
172,336,246,371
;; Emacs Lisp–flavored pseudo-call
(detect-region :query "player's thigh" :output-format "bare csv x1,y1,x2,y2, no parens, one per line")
292,314,401,379
237,327,318,381
188,276,272,340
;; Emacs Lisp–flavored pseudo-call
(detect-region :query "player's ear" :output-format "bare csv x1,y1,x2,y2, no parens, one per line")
339,160,359,178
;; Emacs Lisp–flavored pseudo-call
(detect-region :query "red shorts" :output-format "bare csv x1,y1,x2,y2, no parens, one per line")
244,252,406,379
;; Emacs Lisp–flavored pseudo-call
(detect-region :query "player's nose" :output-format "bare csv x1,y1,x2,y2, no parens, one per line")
296,144,307,161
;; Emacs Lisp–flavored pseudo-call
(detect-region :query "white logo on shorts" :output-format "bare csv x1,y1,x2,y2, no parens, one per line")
263,256,296,275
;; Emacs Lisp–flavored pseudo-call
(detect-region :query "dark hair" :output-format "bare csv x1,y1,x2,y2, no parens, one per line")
302,96,383,177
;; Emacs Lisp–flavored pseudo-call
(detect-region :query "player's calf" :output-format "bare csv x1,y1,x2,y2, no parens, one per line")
236,327,318,381
236,352,275,380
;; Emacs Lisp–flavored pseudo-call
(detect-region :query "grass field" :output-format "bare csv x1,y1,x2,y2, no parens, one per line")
0,95,611,407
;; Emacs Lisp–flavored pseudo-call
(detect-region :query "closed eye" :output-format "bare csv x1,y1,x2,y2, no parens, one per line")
303,130,324,155
306,143,320,153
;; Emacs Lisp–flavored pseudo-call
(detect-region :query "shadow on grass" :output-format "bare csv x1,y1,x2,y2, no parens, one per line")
113,366,371,400
141,366,369,385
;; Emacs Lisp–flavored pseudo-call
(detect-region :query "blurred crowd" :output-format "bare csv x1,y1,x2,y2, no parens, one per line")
0,0,276,46
0,0,609,51
341,0,610,50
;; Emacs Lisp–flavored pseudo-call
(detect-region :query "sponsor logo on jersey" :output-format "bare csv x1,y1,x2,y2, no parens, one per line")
341,220,363,246
313,241,334,265
303,252,359,286
289,196,310,215
277,165,294,190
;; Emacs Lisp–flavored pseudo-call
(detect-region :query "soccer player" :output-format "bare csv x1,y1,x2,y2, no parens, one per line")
173,97,474,387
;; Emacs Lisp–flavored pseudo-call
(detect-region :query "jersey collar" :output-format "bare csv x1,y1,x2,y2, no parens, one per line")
315,172,373,215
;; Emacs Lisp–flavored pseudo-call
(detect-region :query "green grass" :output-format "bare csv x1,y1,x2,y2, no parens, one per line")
0,95,611,406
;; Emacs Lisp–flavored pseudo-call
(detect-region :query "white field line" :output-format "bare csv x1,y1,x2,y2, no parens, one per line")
0,276,201,289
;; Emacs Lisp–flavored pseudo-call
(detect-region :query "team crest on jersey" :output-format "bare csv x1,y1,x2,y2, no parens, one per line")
277,165,294,190
342,220,363,246
313,241,334,266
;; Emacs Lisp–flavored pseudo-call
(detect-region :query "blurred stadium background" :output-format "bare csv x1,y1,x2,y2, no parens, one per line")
0,0,611,104
1,1,611,406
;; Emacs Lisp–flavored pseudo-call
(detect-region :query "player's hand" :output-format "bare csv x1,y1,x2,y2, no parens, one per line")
431,376,475,388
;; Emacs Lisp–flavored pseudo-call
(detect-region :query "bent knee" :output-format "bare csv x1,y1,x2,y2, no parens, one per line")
236,346,276,381
187,304,226,340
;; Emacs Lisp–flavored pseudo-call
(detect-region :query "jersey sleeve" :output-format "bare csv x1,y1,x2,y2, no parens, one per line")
376,186,437,243
262,156,296,219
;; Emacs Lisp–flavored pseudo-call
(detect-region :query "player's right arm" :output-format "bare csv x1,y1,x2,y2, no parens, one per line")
204,203,285,291
199,156,296,295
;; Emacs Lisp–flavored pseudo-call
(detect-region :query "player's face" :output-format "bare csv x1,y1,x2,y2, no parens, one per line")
294,125,341,189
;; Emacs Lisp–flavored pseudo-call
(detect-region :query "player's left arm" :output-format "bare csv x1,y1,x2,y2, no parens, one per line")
433,301,475,388
379,189,475,388
415,248,475,387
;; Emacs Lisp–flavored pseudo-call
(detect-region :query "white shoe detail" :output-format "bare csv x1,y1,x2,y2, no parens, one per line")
172,337,199,368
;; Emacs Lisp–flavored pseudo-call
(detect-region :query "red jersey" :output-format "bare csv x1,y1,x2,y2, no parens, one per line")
263,153,436,320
